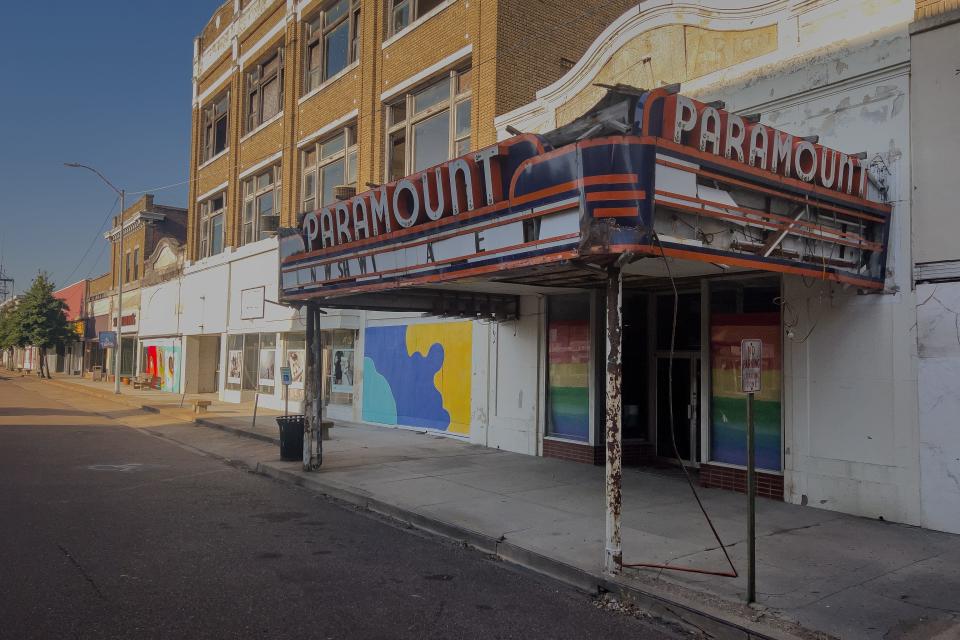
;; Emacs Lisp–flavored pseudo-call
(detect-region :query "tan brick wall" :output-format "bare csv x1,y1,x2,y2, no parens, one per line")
199,1,235,49
199,56,234,94
187,0,625,259
238,3,287,58
494,0,637,117
88,272,112,297
916,0,960,18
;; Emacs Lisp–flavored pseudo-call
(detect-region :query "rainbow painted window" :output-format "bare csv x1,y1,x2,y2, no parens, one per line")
547,296,591,441
708,283,782,471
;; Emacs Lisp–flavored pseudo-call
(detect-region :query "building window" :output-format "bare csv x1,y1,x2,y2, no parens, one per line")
388,0,445,36
304,0,360,93
246,46,284,132
199,193,226,258
546,295,591,442
385,67,471,180
301,125,357,212
201,92,229,162
242,166,281,244
124,251,131,284
133,247,139,281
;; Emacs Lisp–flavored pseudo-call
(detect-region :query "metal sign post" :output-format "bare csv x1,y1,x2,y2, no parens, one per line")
740,338,762,604
280,366,292,417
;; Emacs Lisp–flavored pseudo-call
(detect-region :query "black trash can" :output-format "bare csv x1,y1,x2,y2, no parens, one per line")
276,415,305,461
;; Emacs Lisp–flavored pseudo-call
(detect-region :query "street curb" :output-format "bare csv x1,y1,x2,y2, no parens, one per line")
194,417,280,446
40,377,823,640
254,462,818,640
44,379,282,446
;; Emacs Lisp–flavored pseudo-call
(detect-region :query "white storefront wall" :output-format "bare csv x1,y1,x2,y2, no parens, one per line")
911,15,960,535
494,0,924,526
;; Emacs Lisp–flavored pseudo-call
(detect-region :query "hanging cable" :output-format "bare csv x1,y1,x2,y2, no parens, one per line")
619,231,738,579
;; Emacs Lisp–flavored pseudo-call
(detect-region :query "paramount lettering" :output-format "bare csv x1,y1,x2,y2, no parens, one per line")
302,145,503,251
663,94,867,197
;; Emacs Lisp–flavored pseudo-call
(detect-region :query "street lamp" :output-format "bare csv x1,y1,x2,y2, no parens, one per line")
65,163,125,395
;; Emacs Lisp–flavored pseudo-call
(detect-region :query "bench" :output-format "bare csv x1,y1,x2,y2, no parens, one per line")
132,376,152,390
193,399,213,414
321,419,334,441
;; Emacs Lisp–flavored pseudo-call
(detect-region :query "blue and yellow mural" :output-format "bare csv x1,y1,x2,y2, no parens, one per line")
362,321,472,434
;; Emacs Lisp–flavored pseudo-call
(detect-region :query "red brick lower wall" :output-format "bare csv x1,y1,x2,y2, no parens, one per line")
542,439,655,466
699,463,784,501
542,438,603,465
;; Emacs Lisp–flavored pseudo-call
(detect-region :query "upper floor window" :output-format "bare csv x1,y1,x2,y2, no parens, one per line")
201,92,229,162
302,125,358,212
242,166,281,244
386,67,471,181
133,246,139,281
246,47,284,132
304,0,360,93
199,193,226,258
388,0,445,36
124,251,131,284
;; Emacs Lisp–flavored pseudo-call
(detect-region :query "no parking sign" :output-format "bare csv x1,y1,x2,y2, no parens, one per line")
740,339,762,393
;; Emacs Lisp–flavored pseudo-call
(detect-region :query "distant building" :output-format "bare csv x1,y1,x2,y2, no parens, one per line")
88,195,187,382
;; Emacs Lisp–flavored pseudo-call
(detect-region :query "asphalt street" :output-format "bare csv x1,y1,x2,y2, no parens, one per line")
0,376,681,639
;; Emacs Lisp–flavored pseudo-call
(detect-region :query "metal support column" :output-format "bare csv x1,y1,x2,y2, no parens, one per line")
303,304,323,471
604,264,624,574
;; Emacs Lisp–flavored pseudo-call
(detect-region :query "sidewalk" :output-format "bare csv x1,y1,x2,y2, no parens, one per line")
42,375,960,639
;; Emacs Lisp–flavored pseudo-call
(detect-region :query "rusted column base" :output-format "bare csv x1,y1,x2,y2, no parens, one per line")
604,264,623,574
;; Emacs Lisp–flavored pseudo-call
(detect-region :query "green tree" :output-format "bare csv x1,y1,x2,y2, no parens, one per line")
0,301,25,367
17,273,75,379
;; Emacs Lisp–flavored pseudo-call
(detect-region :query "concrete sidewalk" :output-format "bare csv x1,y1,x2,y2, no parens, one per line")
40,375,960,639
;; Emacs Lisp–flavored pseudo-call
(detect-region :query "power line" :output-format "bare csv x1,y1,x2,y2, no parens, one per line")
61,197,119,285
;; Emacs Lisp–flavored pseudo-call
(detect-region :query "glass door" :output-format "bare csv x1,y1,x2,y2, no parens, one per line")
655,355,701,465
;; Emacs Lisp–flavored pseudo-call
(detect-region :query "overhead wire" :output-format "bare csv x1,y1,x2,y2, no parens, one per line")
61,196,119,285
619,231,739,579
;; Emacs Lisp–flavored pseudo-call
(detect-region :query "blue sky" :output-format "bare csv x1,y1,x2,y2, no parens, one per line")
0,1,220,296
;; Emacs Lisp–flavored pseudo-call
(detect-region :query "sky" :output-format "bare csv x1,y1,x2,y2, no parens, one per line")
0,1,221,297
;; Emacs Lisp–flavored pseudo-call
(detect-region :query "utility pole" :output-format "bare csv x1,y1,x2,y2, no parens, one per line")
65,163,125,394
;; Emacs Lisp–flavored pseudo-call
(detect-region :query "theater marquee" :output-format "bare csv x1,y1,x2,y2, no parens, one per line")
279,87,892,307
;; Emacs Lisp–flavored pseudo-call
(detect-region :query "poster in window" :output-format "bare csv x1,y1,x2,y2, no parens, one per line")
227,350,243,385
331,348,353,393
709,313,781,471
258,349,276,386
287,349,305,390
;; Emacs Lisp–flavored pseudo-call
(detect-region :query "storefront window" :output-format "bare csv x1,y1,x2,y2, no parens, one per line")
323,329,355,406
546,296,591,441
226,334,244,391
283,332,306,402
120,337,136,377
708,280,782,471
257,333,277,394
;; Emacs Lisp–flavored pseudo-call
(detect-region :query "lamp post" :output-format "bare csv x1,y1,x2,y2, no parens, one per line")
65,163,125,394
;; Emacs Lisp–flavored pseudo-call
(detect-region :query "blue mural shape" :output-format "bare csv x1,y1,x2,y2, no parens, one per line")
362,325,450,430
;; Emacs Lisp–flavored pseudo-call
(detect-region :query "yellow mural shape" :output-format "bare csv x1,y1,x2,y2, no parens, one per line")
406,321,473,435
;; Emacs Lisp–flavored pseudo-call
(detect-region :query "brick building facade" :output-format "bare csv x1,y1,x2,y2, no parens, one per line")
186,0,636,262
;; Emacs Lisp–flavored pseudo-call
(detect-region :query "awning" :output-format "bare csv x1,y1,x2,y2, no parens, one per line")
279,86,891,315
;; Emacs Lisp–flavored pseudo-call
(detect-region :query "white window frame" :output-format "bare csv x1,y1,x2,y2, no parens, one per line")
384,67,471,181
199,192,226,258
201,91,230,162
301,125,358,213
245,46,285,133
242,166,282,245
387,0,448,38
303,0,361,94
